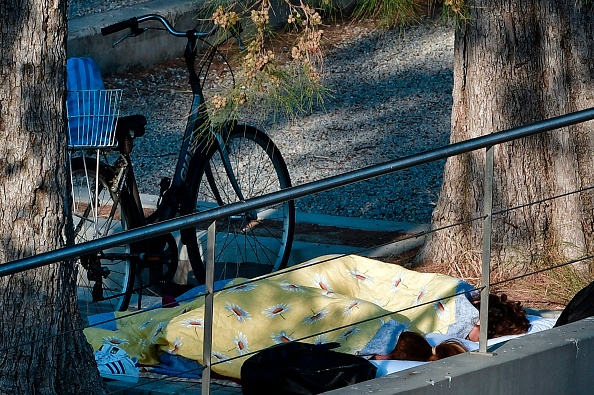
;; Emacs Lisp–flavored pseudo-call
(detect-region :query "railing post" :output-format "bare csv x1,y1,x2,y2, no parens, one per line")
201,221,216,395
479,145,494,353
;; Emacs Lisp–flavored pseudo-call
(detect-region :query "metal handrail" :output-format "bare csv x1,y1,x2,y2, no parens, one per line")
3,107,594,395
2,107,594,276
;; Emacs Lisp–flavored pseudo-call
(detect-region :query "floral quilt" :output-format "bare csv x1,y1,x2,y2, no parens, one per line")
84,254,477,379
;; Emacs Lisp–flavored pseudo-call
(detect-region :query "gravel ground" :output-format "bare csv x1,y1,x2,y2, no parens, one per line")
72,2,455,224
69,0,152,18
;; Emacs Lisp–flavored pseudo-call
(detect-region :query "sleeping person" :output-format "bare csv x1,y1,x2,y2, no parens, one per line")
363,292,531,360
372,331,468,361
83,254,539,380
358,291,536,377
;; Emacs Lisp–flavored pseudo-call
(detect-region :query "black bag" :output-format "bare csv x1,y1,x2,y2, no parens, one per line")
241,342,377,395
554,280,594,327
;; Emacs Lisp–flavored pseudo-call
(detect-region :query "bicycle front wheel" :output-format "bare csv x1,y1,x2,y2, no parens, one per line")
185,124,295,282
70,155,134,318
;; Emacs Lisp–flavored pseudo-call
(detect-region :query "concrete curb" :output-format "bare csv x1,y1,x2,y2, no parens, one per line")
325,318,594,395
140,192,428,285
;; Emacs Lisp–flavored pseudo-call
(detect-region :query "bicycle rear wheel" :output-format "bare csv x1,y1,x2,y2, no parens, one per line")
69,155,134,318
185,124,295,282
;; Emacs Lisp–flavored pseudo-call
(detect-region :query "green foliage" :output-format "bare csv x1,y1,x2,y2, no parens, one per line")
196,0,330,130
352,0,422,27
250,64,332,123
350,0,470,27
195,0,472,130
439,0,470,25
206,57,332,128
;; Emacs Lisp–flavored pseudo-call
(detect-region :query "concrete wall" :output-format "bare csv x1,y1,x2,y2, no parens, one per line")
325,317,594,395
68,0,203,74
67,0,361,74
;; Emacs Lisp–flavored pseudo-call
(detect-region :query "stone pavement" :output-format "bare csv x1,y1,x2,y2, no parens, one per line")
106,376,242,395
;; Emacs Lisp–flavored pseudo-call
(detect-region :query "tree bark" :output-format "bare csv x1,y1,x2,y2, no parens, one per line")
0,1,106,393
417,1,594,279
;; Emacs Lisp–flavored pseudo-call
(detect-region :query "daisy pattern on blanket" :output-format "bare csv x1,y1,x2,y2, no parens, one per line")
226,282,257,293
263,303,291,319
168,337,183,354
280,282,304,292
233,332,249,355
343,300,361,316
348,268,374,284
390,272,406,294
152,322,167,343
434,299,451,321
314,334,330,344
413,285,429,306
303,308,329,324
212,350,231,364
225,302,252,323
83,254,476,380
181,317,204,329
338,326,361,340
313,273,332,292
272,331,295,344
102,336,129,347
138,318,153,331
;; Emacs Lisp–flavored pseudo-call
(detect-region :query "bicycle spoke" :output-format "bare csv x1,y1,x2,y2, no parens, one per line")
69,156,134,320
187,125,295,282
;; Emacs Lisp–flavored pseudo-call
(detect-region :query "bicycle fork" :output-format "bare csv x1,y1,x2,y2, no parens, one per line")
210,131,257,224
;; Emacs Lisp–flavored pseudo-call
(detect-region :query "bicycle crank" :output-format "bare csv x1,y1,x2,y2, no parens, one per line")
81,254,112,302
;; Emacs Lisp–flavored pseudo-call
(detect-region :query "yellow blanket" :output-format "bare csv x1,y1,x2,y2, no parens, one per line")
84,254,475,379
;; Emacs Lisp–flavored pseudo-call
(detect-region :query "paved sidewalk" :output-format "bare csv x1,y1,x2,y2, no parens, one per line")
106,376,242,395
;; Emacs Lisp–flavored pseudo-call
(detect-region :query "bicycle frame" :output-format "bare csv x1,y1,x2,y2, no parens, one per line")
72,13,295,310
110,18,244,243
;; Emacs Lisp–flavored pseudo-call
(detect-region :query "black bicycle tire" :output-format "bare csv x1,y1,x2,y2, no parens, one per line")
183,124,295,283
70,156,135,313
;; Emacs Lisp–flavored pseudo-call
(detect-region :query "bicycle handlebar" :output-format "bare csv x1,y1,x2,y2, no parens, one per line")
101,14,217,39
101,17,138,36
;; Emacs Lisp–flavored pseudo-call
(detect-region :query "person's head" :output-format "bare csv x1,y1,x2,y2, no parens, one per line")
467,293,530,341
372,331,467,362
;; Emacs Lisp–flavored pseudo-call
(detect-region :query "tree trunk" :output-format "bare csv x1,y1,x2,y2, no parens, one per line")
417,1,594,279
0,1,106,393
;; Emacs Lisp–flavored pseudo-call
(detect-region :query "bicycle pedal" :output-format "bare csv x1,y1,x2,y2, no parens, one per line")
87,265,110,281
159,177,171,192
91,281,105,302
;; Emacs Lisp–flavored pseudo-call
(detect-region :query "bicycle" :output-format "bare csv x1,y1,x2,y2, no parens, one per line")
69,14,296,317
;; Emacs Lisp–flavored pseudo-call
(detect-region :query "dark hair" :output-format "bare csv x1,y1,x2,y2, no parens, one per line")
372,331,467,362
482,293,530,338
429,339,468,361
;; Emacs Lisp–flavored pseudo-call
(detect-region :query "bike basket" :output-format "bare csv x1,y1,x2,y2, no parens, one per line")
66,89,122,148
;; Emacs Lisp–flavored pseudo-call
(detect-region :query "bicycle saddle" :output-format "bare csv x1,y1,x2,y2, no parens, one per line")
115,114,147,138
